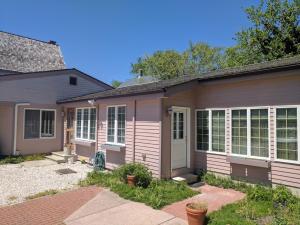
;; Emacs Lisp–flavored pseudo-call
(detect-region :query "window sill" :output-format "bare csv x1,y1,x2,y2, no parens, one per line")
101,143,126,152
195,150,227,155
74,139,96,147
226,156,271,168
273,159,300,165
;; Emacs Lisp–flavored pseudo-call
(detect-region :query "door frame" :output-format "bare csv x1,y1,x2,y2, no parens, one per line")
170,106,191,171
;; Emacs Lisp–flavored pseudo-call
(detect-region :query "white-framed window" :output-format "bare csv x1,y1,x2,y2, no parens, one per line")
230,107,270,159
275,106,300,162
196,109,226,153
107,105,126,145
76,108,96,141
24,109,56,139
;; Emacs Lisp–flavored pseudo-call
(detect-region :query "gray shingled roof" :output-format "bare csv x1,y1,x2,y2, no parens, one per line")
58,55,300,104
118,75,159,88
0,31,66,72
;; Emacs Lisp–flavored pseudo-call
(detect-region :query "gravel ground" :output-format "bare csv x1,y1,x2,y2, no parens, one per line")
0,159,93,206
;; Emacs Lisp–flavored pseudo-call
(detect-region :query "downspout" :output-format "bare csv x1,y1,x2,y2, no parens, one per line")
132,100,136,163
13,103,30,155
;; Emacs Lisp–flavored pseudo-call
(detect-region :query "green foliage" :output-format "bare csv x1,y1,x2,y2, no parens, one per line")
114,163,152,188
111,80,122,88
131,50,185,80
202,172,250,193
79,170,197,209
0,154,45,165
223,0,300,67
247,185,273,201
273,185,297,205
26,189,59,200
183,42,224,74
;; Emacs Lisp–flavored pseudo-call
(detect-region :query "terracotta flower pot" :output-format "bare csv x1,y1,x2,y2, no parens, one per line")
127,175,136,186
186,203,207,225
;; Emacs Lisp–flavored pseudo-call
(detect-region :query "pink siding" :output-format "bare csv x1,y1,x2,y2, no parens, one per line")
271,162,300,188
195,152,231,175
96,95,162,177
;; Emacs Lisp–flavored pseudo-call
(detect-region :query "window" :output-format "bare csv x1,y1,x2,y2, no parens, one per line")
69,77,77,85
76,108,96,141
232,109,247,155
24,109,55,139
196,110,209,150
251,109,269,157
107,106,126,144
173,112,184,140
212,110,225,152
276,108,298,161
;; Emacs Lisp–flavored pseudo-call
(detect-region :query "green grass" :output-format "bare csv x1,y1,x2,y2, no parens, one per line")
0,154,45,165
200,172,300,225
26,189,59,200
79,171,198,209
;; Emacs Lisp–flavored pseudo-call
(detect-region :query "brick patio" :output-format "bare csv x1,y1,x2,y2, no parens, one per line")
0,186,101,225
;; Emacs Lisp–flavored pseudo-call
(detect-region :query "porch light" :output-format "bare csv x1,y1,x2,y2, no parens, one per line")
88,99,95,106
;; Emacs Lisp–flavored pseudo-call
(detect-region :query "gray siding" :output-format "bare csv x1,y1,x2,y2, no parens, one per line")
0,72,107,104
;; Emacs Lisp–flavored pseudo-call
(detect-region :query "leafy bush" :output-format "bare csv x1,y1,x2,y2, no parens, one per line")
115,163,152,188
273,185,296,206
247,185,273,201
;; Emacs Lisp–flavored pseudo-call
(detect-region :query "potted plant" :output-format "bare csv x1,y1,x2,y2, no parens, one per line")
186,201,208,225
127,174,136,186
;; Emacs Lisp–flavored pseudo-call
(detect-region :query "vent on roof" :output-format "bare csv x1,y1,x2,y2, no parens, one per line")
48,40,57,45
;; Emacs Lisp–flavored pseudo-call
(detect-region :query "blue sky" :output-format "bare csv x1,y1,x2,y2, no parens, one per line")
0,0,259,84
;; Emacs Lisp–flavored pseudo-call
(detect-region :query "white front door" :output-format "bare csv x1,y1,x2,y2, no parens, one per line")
171,108,188,169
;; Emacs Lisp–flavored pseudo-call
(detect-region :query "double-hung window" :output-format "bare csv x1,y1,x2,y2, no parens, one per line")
231,108,269,158
107,106,126,145
196,109,225,153
24,109,55,139
76,108,96,141
276,107,299,161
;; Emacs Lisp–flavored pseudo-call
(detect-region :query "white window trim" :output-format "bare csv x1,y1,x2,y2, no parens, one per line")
75,107,97,142
106,105,126,146
23,108,56,140
195,108,227,155
229,106,271,161
274,105,300,164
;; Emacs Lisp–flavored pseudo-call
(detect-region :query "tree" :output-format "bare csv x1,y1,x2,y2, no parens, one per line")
131,50,185,80
111,80,122,88
223,0,300,67
183,42,224,74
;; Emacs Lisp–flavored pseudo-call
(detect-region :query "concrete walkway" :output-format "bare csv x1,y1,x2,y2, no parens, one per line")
64,190,187,225
162,184,245,221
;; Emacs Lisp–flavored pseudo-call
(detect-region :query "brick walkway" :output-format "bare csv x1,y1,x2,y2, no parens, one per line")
0,186,101,225
162,184,245,221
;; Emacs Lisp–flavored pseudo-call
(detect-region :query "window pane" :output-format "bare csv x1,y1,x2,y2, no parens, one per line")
24,110,40,139
41,110,55,137
76,109,82,138
251,109,269,157
82,109,89,139
232,109,247,155
173,112,177,139
178,112,184,139
107,107,115,143
197,111,209,150
276,108,298,161
117,106,126,144
89,108,96,140
212,110,225,152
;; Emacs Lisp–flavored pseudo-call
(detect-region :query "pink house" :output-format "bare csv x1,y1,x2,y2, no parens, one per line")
58,56,300,193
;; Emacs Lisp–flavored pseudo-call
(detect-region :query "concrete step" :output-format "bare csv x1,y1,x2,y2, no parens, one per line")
172,173,198,184
45,154,66,163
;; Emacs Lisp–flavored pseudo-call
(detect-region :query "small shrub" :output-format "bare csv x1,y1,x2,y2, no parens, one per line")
273,185,296,206
26,189,59,200
247,185,273,201
115,163,152,188
0,154,45,165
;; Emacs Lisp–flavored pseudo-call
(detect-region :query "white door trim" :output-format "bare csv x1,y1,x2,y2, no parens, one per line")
170,106,191,171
